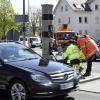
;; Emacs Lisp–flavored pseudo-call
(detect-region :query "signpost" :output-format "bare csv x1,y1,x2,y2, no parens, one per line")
15,0,29,44
15,15,29,22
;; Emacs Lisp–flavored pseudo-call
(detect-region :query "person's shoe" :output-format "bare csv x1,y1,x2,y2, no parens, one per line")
80,75,85,79
83,73,91,77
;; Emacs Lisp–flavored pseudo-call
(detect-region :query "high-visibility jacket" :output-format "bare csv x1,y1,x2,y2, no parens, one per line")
63,43,85,69
76,35,99,59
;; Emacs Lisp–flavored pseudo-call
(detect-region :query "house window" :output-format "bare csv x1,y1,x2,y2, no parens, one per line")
58,18,61,24
79,17,82,23
85,30,88,35
79,30,82,34
68,17,70,24
95,4,99,10
61,6,63,12
65,5,68,11
95,17,99,24
95,29,100,38
84,17,88,23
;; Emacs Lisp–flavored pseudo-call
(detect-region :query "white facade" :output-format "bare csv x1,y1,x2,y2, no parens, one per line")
53,0,100,40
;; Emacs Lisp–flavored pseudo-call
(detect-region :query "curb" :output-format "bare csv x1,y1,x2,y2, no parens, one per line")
79,74,100,84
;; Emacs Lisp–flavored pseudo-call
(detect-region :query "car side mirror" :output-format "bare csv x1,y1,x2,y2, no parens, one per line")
39,59,49,66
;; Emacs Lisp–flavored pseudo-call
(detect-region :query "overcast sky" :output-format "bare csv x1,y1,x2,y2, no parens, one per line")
10,0,59,14
10,0,87,14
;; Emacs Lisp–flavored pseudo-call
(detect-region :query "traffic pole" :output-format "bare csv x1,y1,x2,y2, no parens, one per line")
23,0,25,44
41,4,53,60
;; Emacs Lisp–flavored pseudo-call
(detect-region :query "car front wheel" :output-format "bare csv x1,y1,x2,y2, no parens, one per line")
9,80,30,100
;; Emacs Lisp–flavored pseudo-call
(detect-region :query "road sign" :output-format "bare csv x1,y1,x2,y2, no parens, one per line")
15,15,29,22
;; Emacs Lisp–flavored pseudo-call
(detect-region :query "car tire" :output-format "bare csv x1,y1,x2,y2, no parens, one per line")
9,80,30,100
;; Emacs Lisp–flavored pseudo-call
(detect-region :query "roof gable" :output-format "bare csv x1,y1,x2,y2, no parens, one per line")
54,0,92,13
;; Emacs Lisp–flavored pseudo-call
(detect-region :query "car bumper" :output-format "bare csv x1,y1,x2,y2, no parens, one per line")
29,76,80,98
32,43,41,47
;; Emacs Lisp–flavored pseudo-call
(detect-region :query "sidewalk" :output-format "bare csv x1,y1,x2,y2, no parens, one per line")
79,73,100,84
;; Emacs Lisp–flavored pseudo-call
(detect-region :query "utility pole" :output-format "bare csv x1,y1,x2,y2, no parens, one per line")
41,4,53,60
23,0,25,44
3,0,6,39
28,0,29,17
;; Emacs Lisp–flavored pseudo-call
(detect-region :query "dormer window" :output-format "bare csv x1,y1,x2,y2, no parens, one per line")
65,5,68,11
61,6,63,12
58,18,61,24
84,17,88,23
73,3,82,9
79,17,82,23
95,4,99,10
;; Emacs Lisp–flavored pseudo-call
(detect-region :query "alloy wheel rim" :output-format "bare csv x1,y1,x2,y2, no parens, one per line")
11,83,26,100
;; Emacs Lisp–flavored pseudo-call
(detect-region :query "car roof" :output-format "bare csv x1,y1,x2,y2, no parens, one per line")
56,31,76,33
0,41,21,46
19,36,40,38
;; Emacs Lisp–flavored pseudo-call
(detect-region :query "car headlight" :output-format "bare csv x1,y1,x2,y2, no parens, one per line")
31,71,52,84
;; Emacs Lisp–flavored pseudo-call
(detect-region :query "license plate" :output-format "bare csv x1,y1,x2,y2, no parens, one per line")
60,82,73,90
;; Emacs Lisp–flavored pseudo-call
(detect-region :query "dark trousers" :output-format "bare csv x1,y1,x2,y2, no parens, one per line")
85,56,93,74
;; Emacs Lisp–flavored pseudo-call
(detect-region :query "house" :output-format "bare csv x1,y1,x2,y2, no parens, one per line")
53,0,100,40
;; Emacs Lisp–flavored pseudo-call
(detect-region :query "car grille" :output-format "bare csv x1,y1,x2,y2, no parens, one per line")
49,71,74,83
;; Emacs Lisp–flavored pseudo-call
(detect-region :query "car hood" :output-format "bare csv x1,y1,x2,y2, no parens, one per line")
8,59,73,74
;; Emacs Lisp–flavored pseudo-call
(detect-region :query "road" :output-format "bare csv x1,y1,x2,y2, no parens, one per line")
79,79,100,93
0,79,100,100
92,61,100,74
69,90,100,100
68,79,100,100
0,91,100,100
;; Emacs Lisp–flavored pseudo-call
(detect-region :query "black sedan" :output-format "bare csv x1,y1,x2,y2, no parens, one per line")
0,42,80,100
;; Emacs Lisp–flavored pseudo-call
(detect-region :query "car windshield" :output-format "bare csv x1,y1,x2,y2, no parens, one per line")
20,37,27,41
31,38,39,41
55,32,76,40
0,44,41,62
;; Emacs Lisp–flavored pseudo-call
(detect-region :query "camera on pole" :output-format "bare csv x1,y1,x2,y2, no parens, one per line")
41,4,53,60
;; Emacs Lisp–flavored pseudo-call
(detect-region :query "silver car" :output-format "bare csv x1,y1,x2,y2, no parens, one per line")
18,36,41,48
31,37,41,47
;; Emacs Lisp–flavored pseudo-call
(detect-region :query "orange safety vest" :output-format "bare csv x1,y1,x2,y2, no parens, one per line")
76,35,99,59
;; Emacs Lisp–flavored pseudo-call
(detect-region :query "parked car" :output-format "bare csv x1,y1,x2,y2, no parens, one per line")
0,42,80,100
18,36,29,47
30,36,41,47
18,36,41,48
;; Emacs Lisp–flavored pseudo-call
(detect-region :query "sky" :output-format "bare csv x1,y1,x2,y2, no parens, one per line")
10,0,59,14
10,0,87,14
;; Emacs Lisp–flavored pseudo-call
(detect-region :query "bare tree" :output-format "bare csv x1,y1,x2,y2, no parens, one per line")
30,8,42,36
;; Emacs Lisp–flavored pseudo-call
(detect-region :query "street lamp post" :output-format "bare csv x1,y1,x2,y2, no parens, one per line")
23,0,25,44
28,0,29,17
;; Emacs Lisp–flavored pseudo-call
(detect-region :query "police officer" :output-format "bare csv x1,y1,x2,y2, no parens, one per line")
63,39,85,73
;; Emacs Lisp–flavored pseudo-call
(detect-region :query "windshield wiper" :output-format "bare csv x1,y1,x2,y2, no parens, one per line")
25,57,38,60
